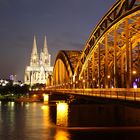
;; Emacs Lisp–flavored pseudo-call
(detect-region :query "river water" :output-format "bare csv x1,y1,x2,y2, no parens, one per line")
1,101,140,140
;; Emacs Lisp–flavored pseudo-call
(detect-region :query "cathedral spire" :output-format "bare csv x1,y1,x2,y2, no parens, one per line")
41,35,51,66
32,35,38,55
30,35,39,66
43,35,49,55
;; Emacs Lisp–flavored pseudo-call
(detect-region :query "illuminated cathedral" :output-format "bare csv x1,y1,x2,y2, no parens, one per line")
24,36,53,85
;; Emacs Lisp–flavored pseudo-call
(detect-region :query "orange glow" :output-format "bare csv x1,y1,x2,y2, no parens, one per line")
57,102,67,112
43,94,49,103
33,94,37,97
41,105,48,110
107,75,110,79
132,70,137,74
82,79,85,83
55,130,70,140
56,102,68,126
41,105,50,129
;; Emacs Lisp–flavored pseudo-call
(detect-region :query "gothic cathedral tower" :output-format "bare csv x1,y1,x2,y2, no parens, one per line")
30,36,39,67
24,36,53,85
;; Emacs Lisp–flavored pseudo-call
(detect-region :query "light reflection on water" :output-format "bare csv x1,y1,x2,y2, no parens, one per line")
56,102,68,127
0,102,70,140
55,130,70,140
1,102,140,140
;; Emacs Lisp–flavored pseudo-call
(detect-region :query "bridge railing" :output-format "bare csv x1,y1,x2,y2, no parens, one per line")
46,87,140,102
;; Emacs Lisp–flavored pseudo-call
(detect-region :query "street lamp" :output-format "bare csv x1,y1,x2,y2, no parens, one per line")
107,75,110,79
132,70,137,75
132,70,137,88
82,79,85,89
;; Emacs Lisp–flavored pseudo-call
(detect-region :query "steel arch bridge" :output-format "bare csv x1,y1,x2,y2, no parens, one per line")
51,0,140,90
52,50,81,86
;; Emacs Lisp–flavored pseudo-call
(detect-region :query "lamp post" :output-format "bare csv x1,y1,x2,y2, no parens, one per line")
132,70,137,88
107,75,110,88
93,78,95,88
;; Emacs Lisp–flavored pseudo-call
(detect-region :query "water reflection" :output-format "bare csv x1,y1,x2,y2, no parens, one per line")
41,105,50,128
55,129,70,140
1,101,140,140
8,101,15,109
56,102,68,127
0,102,15,139
0,102,70,140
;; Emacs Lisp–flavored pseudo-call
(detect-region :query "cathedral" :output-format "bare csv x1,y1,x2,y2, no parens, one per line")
24,36,53,85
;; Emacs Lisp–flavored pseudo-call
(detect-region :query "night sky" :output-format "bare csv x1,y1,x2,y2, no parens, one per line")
0,0,115,81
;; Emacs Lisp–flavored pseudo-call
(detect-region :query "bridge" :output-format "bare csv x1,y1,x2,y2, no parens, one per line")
44,0,140,102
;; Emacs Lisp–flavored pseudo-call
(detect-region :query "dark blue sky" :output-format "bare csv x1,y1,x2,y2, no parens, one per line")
0,0,115,81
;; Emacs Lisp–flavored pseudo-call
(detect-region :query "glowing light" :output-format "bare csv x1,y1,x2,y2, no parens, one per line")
93,78,95,81
33,94,37,97
11,102,15,107
57,102,67,112
107,75,110,79
133,82,137,89
56,102,68,126
132,70,137,75
82,79,85,83
20,84,24,87
5,80,9,84
43,94,49,103
41,105,48,110
55,130,70,140
8,102,15,109
36,88,39,91
42,105,50,130
25,103,30,108
2,83,6,86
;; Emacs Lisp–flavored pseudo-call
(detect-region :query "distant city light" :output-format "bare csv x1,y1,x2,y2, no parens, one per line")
133,82,137,89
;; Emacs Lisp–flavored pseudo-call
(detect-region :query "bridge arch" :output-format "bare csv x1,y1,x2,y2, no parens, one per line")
53,50,81,85
74,0,140,89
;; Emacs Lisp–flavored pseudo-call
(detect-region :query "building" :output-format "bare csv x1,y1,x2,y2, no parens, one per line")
24,36,53,85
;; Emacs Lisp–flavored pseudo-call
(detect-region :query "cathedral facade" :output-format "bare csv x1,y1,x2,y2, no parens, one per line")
24,36,53,85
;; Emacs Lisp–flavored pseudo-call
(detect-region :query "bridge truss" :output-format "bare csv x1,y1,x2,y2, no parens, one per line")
51,0,140,90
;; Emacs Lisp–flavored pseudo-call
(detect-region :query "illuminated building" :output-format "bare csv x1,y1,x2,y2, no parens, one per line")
24,36,53,85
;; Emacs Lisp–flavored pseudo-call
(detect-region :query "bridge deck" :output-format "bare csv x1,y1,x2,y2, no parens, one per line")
46,88,140,102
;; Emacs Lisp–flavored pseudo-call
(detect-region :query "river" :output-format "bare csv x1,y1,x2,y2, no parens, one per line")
1,101,140,140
